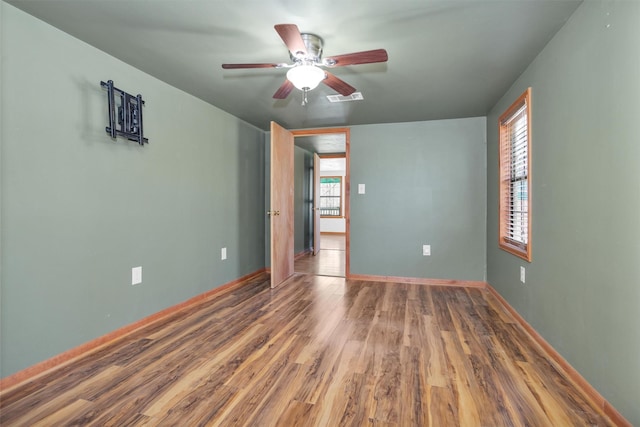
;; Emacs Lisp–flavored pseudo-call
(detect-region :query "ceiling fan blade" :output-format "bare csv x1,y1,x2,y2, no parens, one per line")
222,63,280,69
324,49,388,67
323,72,356,96
273,79,294,99
274,24,308,57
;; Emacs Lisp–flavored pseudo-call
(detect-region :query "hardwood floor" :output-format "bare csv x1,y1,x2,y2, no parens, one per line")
318,233,346,251
295,233,345,277
0,274,614,426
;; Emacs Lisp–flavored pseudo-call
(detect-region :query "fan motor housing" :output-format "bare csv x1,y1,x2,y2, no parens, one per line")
290,33,324,63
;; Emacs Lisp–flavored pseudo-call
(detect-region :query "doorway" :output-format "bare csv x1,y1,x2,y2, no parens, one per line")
292,128,350,278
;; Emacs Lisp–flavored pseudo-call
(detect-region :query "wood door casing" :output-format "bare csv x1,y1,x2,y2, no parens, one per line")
313,153,321,256
270,122,295,288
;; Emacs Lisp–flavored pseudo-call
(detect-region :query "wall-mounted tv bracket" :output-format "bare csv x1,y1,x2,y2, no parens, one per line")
100,80,148,146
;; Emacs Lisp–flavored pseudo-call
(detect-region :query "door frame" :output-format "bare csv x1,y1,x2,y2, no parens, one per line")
292,127,350,278
313,153,321,256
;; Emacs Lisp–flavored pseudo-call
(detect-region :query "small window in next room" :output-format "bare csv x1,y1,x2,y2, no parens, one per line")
499,87,532,261
319,176,342,217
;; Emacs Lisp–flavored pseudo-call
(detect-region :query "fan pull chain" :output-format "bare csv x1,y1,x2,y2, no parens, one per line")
302,88,309,106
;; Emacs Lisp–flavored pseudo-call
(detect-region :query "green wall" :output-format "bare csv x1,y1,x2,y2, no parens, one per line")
264,133,271,266
294,146,313,255
486,1,640,424
0,4,265,377
350,118,486,281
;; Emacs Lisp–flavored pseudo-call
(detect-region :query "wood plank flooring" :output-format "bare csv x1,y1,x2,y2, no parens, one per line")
0,275,614,426
295,234,345,277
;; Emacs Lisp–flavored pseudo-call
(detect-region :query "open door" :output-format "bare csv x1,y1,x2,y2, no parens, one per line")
313,153,321,256
270,122,295,288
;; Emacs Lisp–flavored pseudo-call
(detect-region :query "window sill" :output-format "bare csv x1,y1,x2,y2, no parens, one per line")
499,240,531,262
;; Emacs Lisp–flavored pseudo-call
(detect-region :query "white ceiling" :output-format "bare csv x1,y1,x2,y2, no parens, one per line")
295,133,346,154
6,0,581,131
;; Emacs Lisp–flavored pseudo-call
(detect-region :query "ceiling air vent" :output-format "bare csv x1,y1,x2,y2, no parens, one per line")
327,92,364,103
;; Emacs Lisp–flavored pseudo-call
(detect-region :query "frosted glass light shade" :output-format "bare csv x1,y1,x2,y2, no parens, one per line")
286,65,325,90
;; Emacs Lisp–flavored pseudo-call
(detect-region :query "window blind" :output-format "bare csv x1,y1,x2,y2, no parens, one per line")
499,88,531,260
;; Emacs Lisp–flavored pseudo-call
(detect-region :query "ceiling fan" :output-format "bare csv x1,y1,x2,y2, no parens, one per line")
222,24,388,105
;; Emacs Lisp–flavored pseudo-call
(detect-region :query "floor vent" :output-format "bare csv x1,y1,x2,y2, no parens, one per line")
327,92,364,103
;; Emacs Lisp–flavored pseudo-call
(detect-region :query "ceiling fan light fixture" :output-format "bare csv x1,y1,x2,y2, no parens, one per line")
222,24,388,102
286,65,325,91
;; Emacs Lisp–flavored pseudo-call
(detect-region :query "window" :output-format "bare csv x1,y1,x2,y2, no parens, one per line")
319,176,342,217
499,88,531,261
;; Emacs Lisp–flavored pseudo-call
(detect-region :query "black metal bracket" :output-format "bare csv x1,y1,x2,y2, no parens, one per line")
100,80,148,146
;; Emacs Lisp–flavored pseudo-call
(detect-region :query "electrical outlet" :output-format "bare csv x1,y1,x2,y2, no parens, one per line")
422,245,431,256
520,266,526,283
221,247,227,260
132,266,142,285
